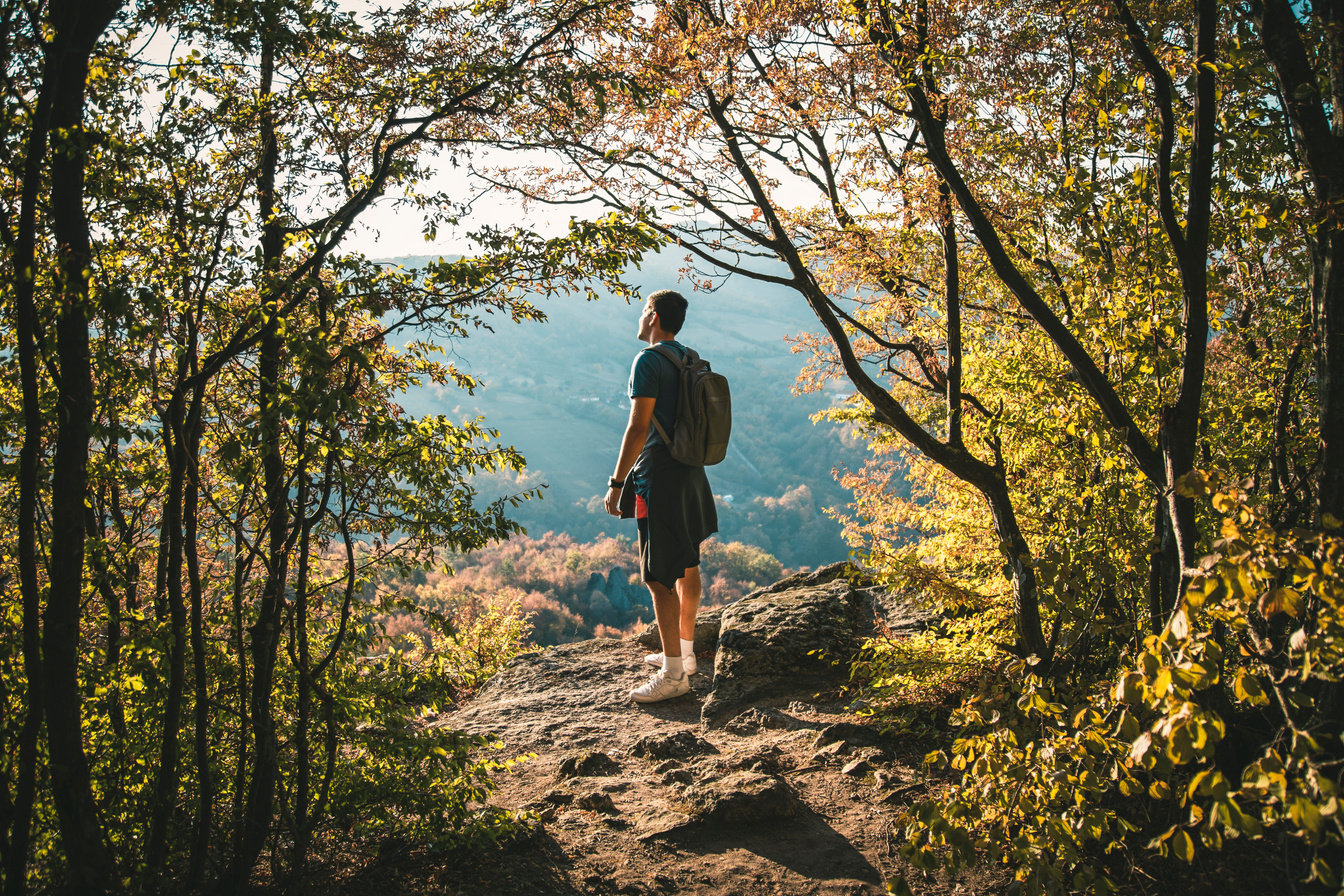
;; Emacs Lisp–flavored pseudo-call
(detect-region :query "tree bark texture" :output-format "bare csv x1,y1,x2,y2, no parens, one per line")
40,0,124,888
1254,0,1344,523
232,31,290,884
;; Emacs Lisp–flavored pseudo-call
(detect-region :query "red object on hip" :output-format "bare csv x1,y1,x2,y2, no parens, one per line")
634,494,649,519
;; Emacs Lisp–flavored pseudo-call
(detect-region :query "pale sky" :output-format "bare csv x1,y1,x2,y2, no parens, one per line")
342,149,584,259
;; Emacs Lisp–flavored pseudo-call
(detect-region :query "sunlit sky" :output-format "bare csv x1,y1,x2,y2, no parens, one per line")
342,165,547,259
331,0,578,259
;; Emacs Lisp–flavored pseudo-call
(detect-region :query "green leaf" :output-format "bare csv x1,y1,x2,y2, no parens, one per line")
1171,829,1195,862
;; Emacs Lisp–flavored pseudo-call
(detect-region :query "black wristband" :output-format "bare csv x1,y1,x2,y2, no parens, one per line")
608,477,625,489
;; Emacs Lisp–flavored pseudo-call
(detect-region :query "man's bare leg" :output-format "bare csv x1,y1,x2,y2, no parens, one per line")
676,565,702,642
630,578,692,702
642,569,703,677
647,580,683,673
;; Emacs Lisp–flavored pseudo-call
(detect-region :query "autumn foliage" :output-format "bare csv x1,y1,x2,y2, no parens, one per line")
381,531,785,648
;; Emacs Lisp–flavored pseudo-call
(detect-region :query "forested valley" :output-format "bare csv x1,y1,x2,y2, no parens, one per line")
2,0,1343,894
394,248,869,570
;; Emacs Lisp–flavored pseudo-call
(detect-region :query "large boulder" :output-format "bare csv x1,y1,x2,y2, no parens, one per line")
699,562,926,727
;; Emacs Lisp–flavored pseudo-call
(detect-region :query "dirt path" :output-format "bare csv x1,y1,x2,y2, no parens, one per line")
354,635,941,896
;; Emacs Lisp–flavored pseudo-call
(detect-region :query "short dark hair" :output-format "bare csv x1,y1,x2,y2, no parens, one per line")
648,289,687,335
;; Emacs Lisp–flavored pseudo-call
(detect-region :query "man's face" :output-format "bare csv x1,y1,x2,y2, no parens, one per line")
637,300,657,341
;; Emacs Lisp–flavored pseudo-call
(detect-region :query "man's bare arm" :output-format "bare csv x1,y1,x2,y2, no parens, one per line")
605,396,656,515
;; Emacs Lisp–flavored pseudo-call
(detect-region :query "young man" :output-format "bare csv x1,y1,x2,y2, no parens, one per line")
603,290,718,703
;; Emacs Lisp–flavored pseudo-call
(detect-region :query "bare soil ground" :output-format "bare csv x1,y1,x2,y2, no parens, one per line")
300,637,1312,896
308,638,985,896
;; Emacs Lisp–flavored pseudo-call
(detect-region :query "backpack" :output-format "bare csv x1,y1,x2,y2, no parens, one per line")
645,343,732,466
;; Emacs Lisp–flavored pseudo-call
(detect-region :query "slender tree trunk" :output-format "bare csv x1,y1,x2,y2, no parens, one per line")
42,2,124,888
1156,0,1216,603
312,518,359,829
291,469,314,871
982,480,1046,659
1254,0,1344,522
940,182,963,449
1319,227,1344,523
235,314,287,886
232,30,290,884
84,502,126,746
228,512,250,867
185,387,212,887
5,22,55,896
147,377,189,870
1147,498,1166,632
99,428,129,743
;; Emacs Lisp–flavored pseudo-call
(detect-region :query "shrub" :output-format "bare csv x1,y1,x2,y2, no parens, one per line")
890,474,1344,895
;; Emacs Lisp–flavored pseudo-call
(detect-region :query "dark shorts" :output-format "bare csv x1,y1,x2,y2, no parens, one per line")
637,508,701,589
620,449,716,590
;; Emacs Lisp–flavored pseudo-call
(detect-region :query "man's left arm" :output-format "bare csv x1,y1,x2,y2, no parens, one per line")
604,396,656,516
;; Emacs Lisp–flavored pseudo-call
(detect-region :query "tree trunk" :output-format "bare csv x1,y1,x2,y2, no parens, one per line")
940,182,963,449
227,512,250,870
5,18,56,896
1254,0,1344,522
147,377,189,870
41,1,124,888
186,387,212,887
231,30,290,884
692,65,1051,660
291,468,314,871
1129,0,1215,607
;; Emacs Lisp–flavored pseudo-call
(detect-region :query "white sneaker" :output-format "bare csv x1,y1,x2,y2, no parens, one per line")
631,670,690,704
644,651,697,676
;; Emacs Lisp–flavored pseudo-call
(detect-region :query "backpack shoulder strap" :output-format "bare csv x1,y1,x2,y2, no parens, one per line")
647,342,688,368
641,344,684,445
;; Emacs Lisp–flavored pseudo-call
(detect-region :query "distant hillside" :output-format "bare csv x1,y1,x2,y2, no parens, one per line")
394,250,880,568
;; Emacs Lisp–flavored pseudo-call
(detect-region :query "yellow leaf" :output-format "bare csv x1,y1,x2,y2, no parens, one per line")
1290,797,1324,833
1258,586,1302,619
1153,668,1172,698
1232,670,1269,706
1172,829,1195,862
1131,732,1155,763
1116,671,1144,704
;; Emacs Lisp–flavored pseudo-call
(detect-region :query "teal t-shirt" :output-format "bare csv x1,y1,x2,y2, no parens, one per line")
627,340,684,496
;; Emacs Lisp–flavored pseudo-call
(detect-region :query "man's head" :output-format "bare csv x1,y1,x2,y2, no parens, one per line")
642,289,687,339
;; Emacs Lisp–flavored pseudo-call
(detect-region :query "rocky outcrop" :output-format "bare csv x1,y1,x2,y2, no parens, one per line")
455,563,926,746
701,565,873,726
633,561,930,726
427,561,934,895
682,770,796,823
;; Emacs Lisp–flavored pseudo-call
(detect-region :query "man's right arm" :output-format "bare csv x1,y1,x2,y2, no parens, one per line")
604,396,656,516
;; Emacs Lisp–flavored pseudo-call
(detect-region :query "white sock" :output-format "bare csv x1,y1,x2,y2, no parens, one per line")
681,637,695,658
662,654,685,678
